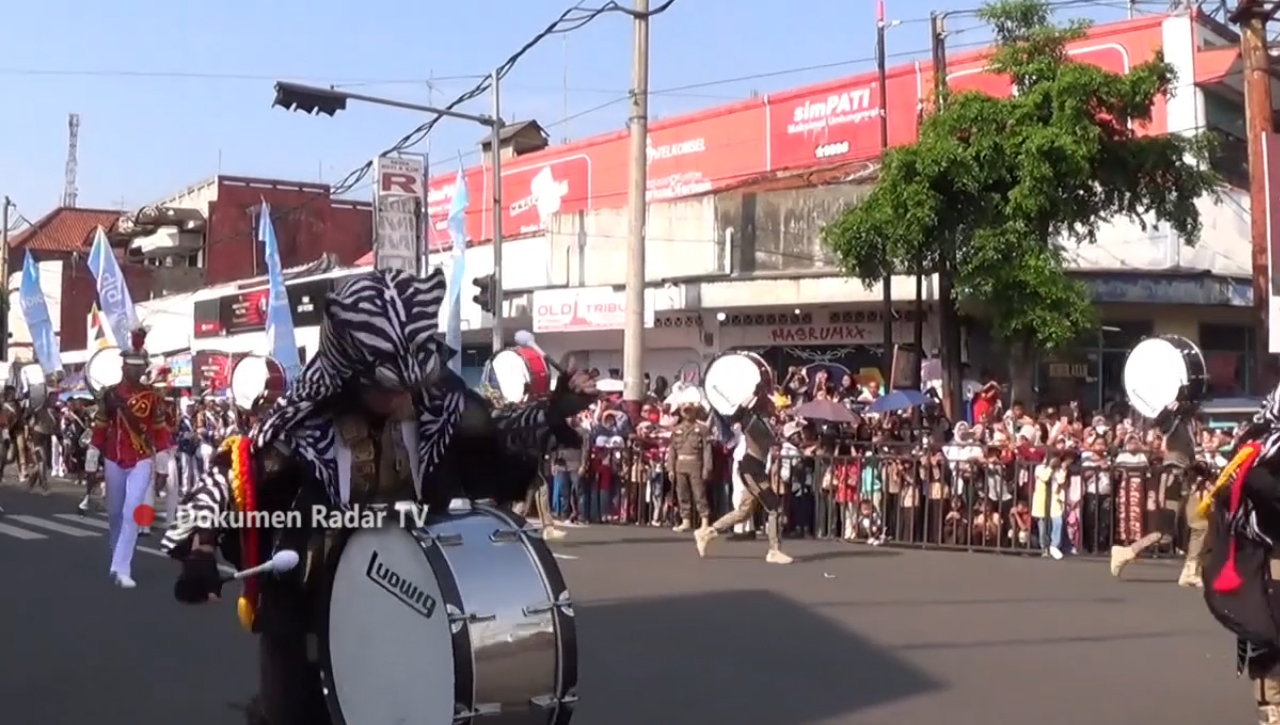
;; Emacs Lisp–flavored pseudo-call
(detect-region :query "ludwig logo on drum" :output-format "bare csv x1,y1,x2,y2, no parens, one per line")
365,551,437,619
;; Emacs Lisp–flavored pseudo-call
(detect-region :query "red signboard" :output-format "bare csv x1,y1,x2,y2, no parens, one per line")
424,18,1166,249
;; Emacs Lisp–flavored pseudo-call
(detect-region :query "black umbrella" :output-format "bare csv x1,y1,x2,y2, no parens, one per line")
792,398,857,424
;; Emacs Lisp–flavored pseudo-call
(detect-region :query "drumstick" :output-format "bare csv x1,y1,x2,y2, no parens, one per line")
220,549,300,583
514,330,569,377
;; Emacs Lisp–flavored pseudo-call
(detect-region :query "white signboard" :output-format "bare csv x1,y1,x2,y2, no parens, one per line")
373,155,425,274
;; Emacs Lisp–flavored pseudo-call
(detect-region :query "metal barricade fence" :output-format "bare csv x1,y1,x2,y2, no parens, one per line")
539,439,1206,560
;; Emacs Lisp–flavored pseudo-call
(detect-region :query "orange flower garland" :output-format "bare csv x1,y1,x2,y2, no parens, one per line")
221,435,259,631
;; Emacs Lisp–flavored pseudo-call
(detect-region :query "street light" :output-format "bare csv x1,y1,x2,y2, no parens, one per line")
272,80,508,352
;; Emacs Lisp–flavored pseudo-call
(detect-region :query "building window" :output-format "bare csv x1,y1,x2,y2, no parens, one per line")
1200,323,1253,396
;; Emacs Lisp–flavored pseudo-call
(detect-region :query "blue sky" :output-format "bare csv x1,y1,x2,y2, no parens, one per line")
1,0,1144,221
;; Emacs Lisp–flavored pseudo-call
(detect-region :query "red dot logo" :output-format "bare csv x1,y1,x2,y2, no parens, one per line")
133,505,156,527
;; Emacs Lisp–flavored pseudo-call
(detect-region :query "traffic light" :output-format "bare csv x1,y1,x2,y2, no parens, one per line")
272,82,347,116
472,274,496,314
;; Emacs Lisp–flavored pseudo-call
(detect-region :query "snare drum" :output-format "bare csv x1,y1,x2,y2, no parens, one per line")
702,351,775,416
1123,334,1207,420
320,503,577,725
490,348,552,404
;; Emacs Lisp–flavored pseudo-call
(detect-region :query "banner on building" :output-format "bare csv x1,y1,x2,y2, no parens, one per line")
373,154,425,274
192,276,347,339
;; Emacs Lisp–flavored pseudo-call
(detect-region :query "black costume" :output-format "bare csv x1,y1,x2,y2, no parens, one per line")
161,269,587,725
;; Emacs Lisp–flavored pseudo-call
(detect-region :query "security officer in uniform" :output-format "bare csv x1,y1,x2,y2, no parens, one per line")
666,402,712,532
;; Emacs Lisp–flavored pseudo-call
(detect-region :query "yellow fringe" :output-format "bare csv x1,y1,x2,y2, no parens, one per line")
221,436,256,631
1198,445,1260,518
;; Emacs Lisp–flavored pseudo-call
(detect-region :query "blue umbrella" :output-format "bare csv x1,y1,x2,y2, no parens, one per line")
868,389,929,413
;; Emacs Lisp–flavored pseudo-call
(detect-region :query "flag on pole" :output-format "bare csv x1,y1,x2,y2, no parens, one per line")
86,227,139,350
257,202,302,383
87,304,111,349
445,157,470,375
19,252,61,374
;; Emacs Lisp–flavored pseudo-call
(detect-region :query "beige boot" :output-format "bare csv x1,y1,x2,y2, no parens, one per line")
1177,561,1203,588
765,549,793,564
1109,545,1136,578
695,527,718,557
1260,704,1280,725
542,526,566,541
700,516,712,531
673,518,692,533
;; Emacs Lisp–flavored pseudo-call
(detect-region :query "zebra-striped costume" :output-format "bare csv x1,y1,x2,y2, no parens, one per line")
161,267,565,557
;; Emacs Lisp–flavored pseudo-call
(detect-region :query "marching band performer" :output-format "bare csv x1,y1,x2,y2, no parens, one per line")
89,328,172,588
1196,393,1280,724
160,269,594,725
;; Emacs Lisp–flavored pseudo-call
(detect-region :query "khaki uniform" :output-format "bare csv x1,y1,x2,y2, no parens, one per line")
666,420,711,529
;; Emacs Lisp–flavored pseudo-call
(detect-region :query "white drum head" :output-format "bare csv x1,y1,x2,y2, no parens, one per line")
230,356,271,411
87,347,123,393
490,350,531,403
704,355,762,415
1123,337,1187,420
327,526,454,725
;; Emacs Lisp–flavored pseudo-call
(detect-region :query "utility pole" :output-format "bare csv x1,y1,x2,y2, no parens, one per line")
490,70,506,354
1,196,10,361
622,0,650,419
1233,0,1275,363
930,11,962,418
876,0,893,384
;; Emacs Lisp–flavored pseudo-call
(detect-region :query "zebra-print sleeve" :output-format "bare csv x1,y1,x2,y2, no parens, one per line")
159,460,233,559
491,403,577,456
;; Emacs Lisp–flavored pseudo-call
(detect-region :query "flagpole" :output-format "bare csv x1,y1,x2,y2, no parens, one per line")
489,70,505,354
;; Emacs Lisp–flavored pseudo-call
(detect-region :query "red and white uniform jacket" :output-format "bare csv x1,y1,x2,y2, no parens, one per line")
90,382,172,469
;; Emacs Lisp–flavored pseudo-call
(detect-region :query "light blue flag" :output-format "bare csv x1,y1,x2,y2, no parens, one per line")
445,158,469,375
19,252,62,374
86,227,140,349
257,202,302,383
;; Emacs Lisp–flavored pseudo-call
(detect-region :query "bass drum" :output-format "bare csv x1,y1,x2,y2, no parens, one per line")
320,503,578,725
1122,334,1207,420
86,346,124,396
229,354,285,411
702,351,775,417
16,363,47,410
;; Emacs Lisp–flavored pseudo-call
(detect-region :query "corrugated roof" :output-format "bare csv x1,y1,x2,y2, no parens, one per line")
8,207,120,252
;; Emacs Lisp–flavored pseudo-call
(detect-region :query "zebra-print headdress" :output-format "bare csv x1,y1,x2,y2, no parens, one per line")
250,268,464,506
1245,387,1280,463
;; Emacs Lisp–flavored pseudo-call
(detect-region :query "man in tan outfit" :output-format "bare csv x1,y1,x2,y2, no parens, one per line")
666,404,712,532
694,421,792,564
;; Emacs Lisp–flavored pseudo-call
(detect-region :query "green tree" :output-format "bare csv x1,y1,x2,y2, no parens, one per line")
823,0,1218,406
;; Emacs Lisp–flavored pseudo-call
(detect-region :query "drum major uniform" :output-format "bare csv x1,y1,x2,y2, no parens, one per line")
87,328,172,588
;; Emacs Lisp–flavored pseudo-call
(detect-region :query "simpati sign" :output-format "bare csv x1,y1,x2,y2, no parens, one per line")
531,287,656,333
373,155,425,274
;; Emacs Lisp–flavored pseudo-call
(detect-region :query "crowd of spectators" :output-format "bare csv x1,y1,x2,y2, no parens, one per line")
538,365,1229,560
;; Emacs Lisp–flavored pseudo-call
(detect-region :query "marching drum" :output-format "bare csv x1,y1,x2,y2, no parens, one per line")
85,346,124,395
16,363,47,410
229,354,285,411
702,351,774,417
321,502,577,725
1122,334,1208,421
490,348,552,404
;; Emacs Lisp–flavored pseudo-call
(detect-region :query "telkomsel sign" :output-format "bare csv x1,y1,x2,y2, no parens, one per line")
373,155,425,274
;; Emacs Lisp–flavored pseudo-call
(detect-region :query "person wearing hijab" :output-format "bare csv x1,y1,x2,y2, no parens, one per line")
159,269,596,725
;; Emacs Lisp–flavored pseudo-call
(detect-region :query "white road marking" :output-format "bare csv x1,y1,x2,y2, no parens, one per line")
53,514,109,529
0,522,47,540
6,514,98,537
552,553,579,560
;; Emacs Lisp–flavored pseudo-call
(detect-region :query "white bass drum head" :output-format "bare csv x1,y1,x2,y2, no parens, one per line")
326,526,454,725
704,354,762,416
490,350,531,404
230,355,270,411
1123,337,1186,420
87,347,123,393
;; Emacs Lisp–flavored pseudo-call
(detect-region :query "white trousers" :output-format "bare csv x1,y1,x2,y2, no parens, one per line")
105,459,154,578
178,452,198,494
731,467,755,534
142,451,179,524
50,438,64,476
198,443,215,472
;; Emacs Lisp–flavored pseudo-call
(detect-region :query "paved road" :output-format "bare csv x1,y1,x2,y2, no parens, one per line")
0,486,1257,724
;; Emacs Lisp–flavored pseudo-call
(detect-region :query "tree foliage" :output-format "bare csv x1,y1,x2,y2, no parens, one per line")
822,0,1219,350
